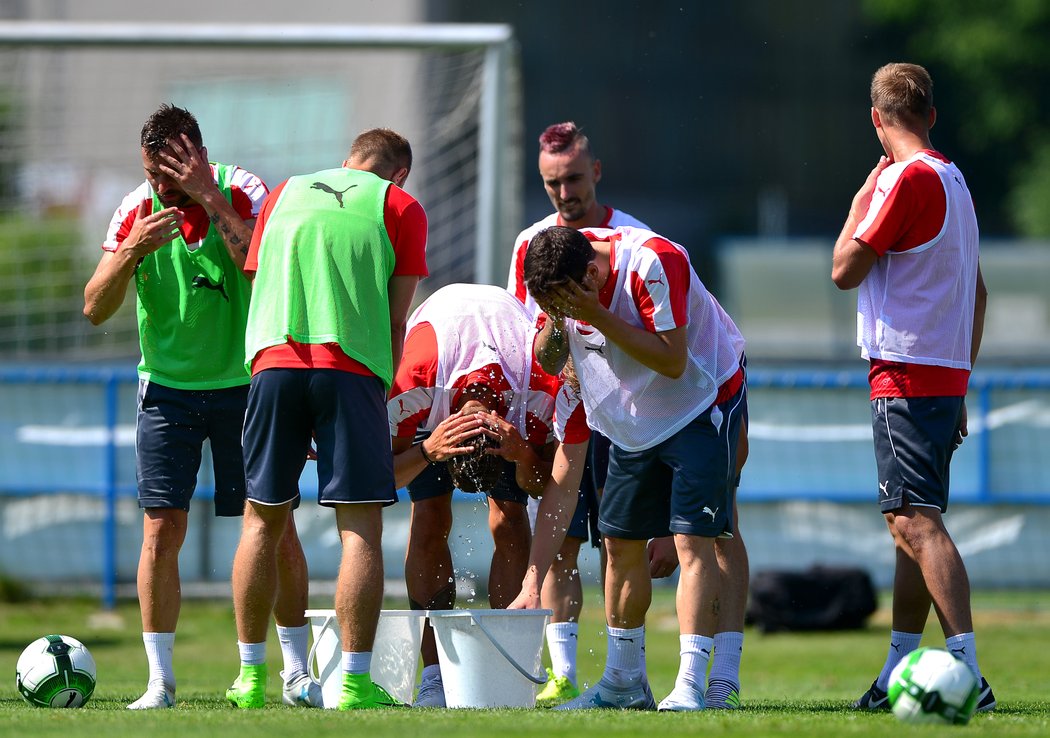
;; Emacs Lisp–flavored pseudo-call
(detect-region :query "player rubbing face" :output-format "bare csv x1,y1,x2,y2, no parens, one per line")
539,142,601,225
139,142,204,208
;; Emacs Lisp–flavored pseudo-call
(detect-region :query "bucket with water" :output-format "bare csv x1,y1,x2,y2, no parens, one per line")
428,608,551,708
306,609,425,708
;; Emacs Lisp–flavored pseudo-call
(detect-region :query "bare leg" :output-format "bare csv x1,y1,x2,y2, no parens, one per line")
334,503,385,652
673,533,719,636
542,536,585,623
138,509,189,633
405,496,454,668
487,497,531,608
232,501,292,644
886,504,972,636
604,537,651,629
274,513,309,628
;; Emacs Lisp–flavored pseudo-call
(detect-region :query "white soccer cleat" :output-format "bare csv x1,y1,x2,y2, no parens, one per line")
657,681,706,712
281,670,323,708
553,676,656,710
127,683,176,710
412,675,446,708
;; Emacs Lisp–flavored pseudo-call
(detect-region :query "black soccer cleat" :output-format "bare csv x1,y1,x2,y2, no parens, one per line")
851,679,889,710
975,677,996,712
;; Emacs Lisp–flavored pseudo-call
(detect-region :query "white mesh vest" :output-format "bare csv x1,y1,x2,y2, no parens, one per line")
856,153,979,369
408,283,535,436
508,208,650,321
568,227,744,452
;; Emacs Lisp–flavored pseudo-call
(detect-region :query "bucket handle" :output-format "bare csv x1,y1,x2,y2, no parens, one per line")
470,612,547,684
307,615,336,684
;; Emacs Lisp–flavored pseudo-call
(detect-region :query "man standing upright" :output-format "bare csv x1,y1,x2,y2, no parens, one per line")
227,128,427,710
84,104,314,710
831,62,993,712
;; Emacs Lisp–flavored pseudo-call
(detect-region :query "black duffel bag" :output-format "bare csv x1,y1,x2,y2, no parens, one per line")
745,565,878,633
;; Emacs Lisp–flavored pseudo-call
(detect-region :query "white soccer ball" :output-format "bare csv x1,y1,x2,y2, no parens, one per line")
888,647,979,725
15,634,97,708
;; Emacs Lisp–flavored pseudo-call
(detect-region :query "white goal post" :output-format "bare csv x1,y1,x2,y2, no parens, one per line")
0,21,521,357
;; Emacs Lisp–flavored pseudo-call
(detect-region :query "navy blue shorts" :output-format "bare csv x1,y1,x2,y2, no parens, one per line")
135,380,249,517
407,438,528,505
244,369,397,507
599,385,747,540
872,396,963,513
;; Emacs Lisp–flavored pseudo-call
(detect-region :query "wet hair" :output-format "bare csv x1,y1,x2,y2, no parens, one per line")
871,63,933,128
523,226,596,301
538,121,593,158
447,431,503,493
140,103,203,157
348,128,412,175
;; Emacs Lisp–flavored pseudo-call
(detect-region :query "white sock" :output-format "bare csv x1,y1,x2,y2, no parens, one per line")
238,640,267,666
546,622,579,684
342,651,371,675
420,663,442,684
945,632,982,682
142,632,175,690
674,634,713,692
276,623,310,680
709,631,744,687
875,630,922,690
603,625,644,686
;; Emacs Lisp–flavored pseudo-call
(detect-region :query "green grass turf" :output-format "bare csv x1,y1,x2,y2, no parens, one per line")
1,587,1048,737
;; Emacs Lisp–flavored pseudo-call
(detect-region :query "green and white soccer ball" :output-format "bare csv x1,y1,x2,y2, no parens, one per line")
15,634,97,708
888,647,979,725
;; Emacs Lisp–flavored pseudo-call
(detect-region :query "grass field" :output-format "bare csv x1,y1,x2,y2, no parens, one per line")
2,586,1049,737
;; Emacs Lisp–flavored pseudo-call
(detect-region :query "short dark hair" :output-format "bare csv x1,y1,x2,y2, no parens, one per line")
447,431,503,493
871,63,933,127
538,121,593,159
140,103,203,156
523,226,596,300
348,128,413,174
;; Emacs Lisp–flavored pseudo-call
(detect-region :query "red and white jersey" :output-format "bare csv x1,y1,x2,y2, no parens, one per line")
388,284,559,447
853,151,979,391
564,226,744,452
507,206,649,320
553,378,590,445
102,164,267,252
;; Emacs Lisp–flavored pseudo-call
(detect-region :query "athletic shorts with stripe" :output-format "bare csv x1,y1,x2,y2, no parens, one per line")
599,383,747,540
871,395,963,513
136,380,249,517
243,368,397,507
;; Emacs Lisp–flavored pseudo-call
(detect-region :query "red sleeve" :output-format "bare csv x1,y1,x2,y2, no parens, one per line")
384,185,429,277
512,238,529,303
244,179,288,275
112,208,140,251
631,238,690,332
857,160,946,256
230,187,256,221
388,321,439,437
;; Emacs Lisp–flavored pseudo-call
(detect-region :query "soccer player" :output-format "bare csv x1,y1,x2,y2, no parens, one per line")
227,128,427,710
388,283,561,708
507,121,655,706
83,104,315,710
510,122,751,709
524,224,747,711
831,62,993,712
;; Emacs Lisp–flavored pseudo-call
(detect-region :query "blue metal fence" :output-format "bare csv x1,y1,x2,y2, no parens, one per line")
2,364,1049,606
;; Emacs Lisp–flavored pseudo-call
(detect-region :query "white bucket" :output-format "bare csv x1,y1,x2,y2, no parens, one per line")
306,609,425,708
428,608,551,708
